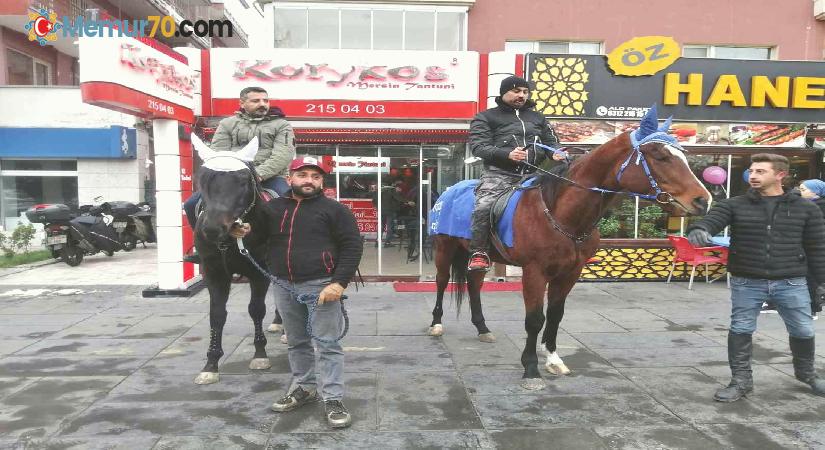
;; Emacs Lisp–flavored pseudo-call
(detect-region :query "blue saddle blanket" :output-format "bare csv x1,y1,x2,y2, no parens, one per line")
427,177,539,248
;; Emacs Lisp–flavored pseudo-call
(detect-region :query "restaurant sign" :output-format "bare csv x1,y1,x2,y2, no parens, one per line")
526,54,825,123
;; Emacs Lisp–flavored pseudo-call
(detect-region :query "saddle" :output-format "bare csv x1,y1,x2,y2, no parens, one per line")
487,176,541,263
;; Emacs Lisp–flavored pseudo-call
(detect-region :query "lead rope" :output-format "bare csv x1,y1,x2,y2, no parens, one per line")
235,233,349,343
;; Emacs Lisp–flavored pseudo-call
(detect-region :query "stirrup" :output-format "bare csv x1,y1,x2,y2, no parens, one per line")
468,252,491,271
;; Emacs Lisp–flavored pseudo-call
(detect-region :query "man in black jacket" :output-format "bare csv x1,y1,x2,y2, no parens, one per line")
687,153,825,402
233,156,362,428
467,75,562,271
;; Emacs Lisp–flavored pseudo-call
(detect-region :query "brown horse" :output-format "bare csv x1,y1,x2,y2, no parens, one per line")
429,110,712,389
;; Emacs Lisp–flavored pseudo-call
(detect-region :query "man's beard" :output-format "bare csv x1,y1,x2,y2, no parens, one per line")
291,184,321,198
248,107,268,117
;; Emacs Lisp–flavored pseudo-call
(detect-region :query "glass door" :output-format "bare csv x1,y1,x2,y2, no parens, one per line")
335,145,379,275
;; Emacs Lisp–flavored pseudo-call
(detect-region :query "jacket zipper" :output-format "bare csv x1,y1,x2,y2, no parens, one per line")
286,200,301,282
765,198,781,266
514,109,527,174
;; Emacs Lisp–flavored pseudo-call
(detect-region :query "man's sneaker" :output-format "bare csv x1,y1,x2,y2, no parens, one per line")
760,302,778,314
183,252,201,264
324,400,352,428
270,386,317,412
467,252,490,271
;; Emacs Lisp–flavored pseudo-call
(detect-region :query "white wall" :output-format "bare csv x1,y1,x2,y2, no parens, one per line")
76,128,149,205
0,86,136,128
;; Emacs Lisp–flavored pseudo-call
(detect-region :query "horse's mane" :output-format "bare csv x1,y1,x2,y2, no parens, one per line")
534,161,574,210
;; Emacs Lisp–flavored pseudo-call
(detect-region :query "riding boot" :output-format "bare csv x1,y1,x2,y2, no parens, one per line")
714,332,753,402
468,210,491,271
789,336,825,396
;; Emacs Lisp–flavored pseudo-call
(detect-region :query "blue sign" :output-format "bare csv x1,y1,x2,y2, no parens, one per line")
0,126,136,159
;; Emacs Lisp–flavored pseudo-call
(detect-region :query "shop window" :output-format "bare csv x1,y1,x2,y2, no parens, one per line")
273,5,467,50
505,40,602,54
1,159,78,230
6,49,51,86
682,45,773,60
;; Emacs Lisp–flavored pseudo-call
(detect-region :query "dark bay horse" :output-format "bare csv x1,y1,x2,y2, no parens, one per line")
430,107,712,389
190,135,280,385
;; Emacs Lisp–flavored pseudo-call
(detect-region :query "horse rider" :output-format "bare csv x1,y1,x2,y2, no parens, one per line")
232,156,363,429
688,153,825,402
467,75,564,271
183,86,296,263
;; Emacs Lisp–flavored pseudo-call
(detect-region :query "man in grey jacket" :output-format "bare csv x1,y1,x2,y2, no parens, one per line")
184,86,296,263
467,75,562,271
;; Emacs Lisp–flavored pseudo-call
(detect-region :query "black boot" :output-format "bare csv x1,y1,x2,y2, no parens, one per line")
789,336,825,396
714,332,754,402
469,210,491,263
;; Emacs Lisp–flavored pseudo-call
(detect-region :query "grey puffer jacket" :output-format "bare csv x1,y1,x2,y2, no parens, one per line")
687,189,825,283
210,108,296,181
469,97,559,176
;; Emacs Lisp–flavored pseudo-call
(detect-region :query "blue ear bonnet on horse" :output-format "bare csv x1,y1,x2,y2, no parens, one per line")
629,104,681,150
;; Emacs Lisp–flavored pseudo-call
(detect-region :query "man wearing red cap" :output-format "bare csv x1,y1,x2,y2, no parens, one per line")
233,156,362,429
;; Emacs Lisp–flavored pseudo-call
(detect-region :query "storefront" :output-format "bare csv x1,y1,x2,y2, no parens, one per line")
521,52,825,280
200,48,480,278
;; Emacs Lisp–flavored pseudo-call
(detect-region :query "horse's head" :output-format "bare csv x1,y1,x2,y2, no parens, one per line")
191,134,260,242
604,106,712,216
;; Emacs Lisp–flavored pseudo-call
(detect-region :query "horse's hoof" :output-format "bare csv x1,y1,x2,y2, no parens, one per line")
280,334,288,344
545,351,571,375
194,372,220,385
478,332,496,343
520,378,546,390
427,324,444,337
249,358,272,370
545,362,571,376
267,323,283,333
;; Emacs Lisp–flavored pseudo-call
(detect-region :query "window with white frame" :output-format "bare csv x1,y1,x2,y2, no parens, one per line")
0,160,78,230
272,4,467,51
504,41,602,54
682,45,773,60
5,49,51,86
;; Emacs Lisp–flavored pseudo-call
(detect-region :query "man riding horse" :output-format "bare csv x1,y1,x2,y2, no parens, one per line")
467,75,564,271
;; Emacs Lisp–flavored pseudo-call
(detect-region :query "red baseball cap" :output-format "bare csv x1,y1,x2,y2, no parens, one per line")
288,156,328,174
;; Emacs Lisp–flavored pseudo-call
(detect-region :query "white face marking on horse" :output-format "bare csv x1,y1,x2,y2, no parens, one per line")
666,145,713,210
202,156,250,172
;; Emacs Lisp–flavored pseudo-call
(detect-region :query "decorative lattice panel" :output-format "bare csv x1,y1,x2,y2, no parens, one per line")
580,247,727,281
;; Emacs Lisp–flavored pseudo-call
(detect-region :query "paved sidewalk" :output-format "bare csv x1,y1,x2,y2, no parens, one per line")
2,275,825,448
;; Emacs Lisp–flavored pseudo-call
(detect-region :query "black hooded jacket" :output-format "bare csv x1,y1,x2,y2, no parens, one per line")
469,97,559,176
687,189,825,282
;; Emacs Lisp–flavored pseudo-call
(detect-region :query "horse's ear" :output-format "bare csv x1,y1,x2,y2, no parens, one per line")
236,136,259,162
191,134,217,161
658,115,673,133
636,104,659,139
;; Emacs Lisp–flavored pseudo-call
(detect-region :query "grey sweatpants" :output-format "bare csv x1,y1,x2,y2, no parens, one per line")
272,277,345,401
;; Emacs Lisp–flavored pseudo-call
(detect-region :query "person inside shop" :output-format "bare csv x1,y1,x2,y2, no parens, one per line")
231,156,362,429
800,179,825,319
371,180,408,247
687,154,825,402
183,86,296,263
467,75,564,271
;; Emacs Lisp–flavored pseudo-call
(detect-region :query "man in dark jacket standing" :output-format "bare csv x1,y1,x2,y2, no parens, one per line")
466,75,562,271
687,153,825,402
233,156,362,428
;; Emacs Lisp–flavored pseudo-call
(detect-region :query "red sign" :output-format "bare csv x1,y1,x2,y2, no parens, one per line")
212,99,475,120
340,199,377,233
80,82,195,123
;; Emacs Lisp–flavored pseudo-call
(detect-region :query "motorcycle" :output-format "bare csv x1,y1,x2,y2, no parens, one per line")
108,201,156,250
69,201,124,262
25,203,79,265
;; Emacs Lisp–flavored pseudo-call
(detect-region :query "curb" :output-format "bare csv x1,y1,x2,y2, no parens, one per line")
0,257,60,278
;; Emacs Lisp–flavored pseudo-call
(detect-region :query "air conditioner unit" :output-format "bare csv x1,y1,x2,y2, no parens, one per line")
816,0,825,20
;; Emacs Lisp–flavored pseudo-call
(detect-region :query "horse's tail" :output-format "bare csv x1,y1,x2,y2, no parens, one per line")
450,244,469,316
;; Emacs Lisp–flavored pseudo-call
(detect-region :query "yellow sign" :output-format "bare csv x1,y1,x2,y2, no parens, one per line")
607,36,681,77
663,73,825,109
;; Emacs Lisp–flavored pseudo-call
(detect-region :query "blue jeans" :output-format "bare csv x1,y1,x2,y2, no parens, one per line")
730,276,814,338
272,277,345,401
183,176,290,229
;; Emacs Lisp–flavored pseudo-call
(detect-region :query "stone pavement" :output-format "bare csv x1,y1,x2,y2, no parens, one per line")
2,263,825,448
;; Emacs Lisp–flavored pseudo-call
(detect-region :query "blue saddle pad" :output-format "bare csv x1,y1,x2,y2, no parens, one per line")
428,177,538,248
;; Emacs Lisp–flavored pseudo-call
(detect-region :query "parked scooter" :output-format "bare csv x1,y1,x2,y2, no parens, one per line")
107,201,156,250
69,200,124,262
25,203,79,265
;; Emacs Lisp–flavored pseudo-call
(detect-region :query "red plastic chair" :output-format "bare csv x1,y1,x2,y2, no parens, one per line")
666,235,726,290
